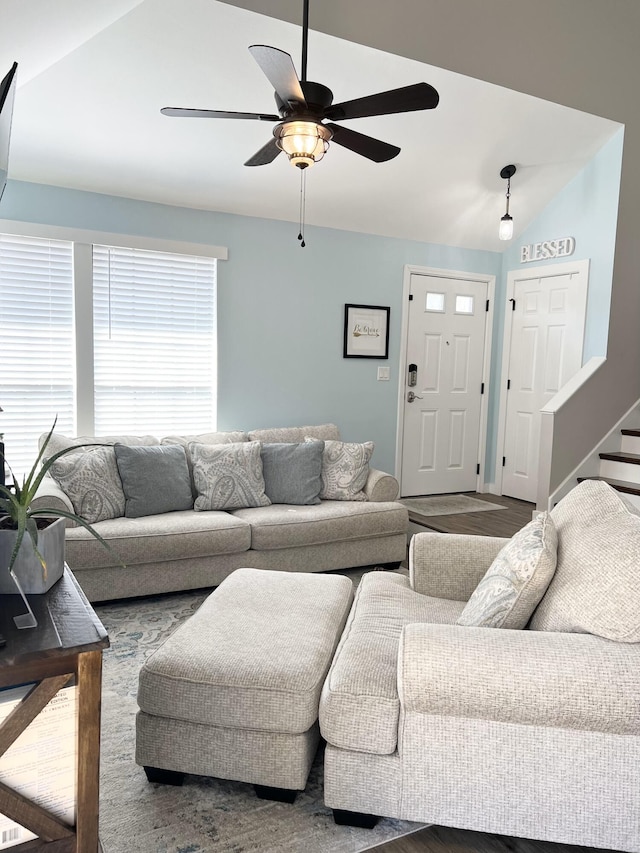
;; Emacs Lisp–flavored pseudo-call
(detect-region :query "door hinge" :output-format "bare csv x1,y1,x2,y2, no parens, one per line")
408,293,414,301
507,379,511,390
476,463,480,475
481,382,485,394
485,299,490,312
502,456,506,467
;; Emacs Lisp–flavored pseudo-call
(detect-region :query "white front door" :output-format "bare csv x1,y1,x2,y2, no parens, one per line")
400,272,490,496
500,260,589,503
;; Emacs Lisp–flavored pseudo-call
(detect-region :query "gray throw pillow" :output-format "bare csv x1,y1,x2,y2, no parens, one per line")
114,443,193,518
190,440,271,511
261,441,324,505
49,445,125,524
457,512,558,629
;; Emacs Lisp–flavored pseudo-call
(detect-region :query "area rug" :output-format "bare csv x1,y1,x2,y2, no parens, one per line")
96,580,424,853
401,494,507,516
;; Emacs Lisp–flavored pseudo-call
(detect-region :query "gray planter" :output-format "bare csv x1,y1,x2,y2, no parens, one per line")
0,517,66,594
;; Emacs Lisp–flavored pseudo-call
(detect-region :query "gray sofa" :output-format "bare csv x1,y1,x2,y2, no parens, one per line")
320,479,640,852
32,423,408,602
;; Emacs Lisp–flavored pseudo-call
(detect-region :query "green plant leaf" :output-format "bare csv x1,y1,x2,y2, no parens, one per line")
29,508,126,568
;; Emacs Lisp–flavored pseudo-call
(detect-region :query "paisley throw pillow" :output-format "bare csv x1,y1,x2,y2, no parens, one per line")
307,438,374,501
190,440,271,511
457,512,558,629
49,445,125,524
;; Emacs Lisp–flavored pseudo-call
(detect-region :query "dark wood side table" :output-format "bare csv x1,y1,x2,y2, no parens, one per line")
0,566,109,852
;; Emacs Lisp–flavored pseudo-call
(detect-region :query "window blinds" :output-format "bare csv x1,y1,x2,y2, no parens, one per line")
92,245,217,436
0,234,75,479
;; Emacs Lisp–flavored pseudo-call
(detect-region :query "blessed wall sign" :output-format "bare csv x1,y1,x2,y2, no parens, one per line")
520,236,575,263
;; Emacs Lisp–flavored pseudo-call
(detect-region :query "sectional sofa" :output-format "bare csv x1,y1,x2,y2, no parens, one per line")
31,423,408,602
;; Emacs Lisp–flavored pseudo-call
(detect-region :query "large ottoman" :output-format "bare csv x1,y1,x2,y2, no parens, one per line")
135,567,354,801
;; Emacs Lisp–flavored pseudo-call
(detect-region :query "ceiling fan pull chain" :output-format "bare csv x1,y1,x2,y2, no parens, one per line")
298,169,307,247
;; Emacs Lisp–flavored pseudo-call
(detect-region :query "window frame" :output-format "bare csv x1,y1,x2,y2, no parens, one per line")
0,220,227,465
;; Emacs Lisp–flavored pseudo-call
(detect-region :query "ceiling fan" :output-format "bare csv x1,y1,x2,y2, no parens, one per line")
161,0,440,170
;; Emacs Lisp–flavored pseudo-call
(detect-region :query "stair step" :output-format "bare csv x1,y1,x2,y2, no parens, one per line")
578,476,640,497
599,451,640,465
621,429,640,437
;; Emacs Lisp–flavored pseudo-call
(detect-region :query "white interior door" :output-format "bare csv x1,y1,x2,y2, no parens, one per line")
500,260,589,503
401,272,489,496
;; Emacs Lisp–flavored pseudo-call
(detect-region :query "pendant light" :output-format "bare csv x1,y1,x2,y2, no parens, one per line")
499,164,516,241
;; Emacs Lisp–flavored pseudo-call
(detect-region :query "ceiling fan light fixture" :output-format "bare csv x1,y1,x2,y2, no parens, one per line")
275,120,332,169
499,164,516,241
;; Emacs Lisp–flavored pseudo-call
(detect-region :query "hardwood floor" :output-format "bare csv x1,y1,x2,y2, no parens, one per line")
365,494,621,853
407,493,534,538
367,824,621,853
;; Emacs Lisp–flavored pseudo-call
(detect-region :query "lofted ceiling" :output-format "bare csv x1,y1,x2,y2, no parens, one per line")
0,0,621,251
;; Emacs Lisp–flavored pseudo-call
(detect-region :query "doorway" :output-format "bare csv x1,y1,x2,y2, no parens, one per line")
397,266,494,497
497,259,589,503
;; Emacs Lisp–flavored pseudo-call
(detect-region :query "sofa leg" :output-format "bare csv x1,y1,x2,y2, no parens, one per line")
143,766,185,786
376,561,401,571
333,808,379,828
254,784,298,803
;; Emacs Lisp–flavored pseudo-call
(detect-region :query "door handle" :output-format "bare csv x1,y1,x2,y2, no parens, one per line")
407,391,423,403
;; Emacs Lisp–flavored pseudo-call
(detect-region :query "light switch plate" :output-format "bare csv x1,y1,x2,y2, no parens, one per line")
377,366,390,381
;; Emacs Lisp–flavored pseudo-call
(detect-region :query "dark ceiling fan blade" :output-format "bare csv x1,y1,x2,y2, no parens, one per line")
248,45,306,107
325,123,400,162
244,137,282,167
325,82,439,121
161,107,280,121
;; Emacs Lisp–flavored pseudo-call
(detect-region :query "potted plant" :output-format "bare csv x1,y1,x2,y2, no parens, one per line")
0,419,121,598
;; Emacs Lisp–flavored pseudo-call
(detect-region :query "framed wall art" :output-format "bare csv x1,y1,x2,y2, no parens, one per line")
343,303,390,359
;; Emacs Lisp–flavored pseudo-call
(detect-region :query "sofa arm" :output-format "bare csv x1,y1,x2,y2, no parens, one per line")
398,622,640,734
363,467,399,502
409,531,507,600
30,476,77,527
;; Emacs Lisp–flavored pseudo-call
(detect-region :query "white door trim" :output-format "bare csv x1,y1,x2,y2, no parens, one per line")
495,258,590,496
395,264,496,494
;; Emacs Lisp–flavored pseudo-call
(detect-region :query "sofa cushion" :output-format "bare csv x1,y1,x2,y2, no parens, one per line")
65,509,251,568
457,512,557,629
260,440,324,505
311,438,374,501
49,445,125,524
248,423,340,443
114,443,193,518
161,430,248,447
190,440,270,511
319,572,465,754
529,480,640,641
41,431,159,457
231,500,408,550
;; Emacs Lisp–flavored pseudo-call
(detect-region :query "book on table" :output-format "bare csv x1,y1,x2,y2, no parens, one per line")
0,682,77,849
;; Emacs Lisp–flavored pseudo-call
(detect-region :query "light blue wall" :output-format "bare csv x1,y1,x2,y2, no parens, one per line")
484,129,624,483
1,126,621,481
0,180,500,474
